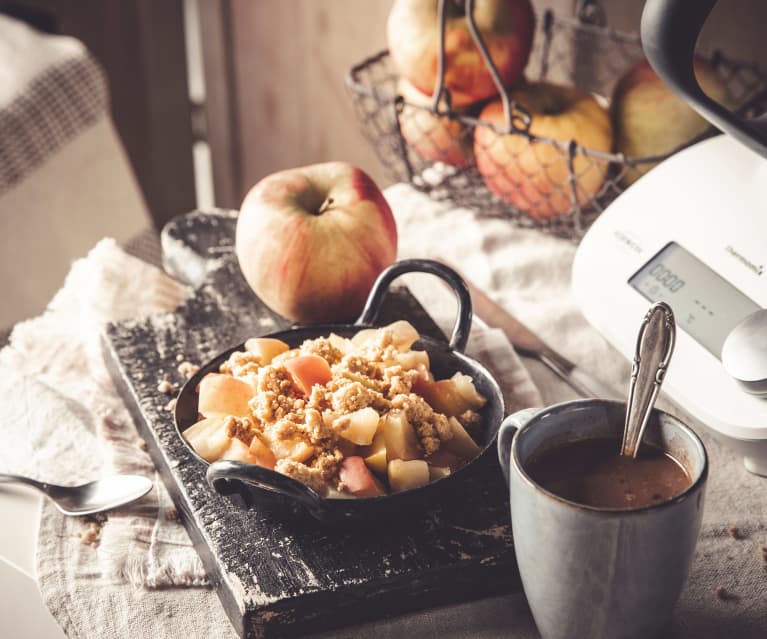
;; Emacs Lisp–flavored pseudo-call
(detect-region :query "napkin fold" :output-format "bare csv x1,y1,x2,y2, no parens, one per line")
0,238,208,589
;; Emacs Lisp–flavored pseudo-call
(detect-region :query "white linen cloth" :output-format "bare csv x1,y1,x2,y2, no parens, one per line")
1,184,765,637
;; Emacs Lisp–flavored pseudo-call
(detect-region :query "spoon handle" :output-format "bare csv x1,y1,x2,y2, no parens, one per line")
0,473,50,492
621,302,676,458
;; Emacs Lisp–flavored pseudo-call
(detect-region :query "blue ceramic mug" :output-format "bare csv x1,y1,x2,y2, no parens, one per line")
497,399,707,639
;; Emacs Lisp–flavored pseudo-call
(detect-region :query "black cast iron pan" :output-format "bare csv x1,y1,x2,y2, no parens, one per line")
174,259,505,522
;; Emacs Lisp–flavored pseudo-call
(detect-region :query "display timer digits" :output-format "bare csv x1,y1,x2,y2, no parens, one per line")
629,242,759,358
648,263,685,293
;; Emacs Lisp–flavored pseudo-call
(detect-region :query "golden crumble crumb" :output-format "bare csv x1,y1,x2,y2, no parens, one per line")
177,361,200,379
299,337,343,365
224,415,257,445
176,353,185,362
80,522,101,547
165,507,180,522
220,350,261,377
137,438,148,451
275,459,328,495
165,398,177,412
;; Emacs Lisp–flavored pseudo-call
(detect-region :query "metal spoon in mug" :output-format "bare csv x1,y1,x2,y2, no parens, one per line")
621,302,676,458
0,473,153,515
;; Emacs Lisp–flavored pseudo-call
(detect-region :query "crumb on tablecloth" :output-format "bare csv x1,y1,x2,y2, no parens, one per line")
137,438,148,451
79,521,102,547
727,525,744,540
165,507,180,522
715,587,739,602
165,397,177,412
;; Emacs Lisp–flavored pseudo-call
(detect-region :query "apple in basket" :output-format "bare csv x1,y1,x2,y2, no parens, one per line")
611,57,733,185
397,78,475,168
474,81,613,219
235,162,397,324
387,0,536,107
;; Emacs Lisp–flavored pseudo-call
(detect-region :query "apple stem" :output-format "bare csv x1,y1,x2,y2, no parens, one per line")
317,197,334,215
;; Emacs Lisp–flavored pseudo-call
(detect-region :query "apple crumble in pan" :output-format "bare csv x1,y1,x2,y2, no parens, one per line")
183,320,486,497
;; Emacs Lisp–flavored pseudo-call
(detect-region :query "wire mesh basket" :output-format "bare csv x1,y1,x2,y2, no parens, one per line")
346,5,767,239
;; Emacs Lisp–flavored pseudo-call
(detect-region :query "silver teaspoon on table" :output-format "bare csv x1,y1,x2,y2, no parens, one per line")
0,473,153,515
621,301,676,458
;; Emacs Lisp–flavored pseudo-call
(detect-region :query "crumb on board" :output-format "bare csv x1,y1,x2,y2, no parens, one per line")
176,353,185,362
715,587,739,602
727,525,744,540
165,397,177,412
157,379,175,394
178,361,200,379
137,438,148,451
165,507,180,522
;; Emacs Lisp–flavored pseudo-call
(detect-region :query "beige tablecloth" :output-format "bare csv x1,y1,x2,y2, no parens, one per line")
2,184,766,637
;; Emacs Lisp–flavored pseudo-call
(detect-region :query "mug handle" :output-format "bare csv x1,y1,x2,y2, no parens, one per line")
497,408,540,483
354,258,473,353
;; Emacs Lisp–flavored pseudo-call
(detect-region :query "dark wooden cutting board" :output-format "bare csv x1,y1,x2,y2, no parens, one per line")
102,209,518,639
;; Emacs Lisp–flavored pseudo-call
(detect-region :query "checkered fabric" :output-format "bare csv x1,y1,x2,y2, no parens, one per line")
0,52,108,195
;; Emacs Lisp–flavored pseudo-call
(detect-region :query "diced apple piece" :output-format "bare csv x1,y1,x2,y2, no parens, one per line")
183,416,231,462
364,449,388,476
394,349,430,371
425,448,461,470
428,465,452,481
244,337,290,365
443,416,482,460
334,406,380,445
222,437,260,463
284,355,332,394
387,320,420,350
388,459,430,492
350,328,380,348
327,332,351,354
363,431,388,475
450,372,487,409
417,379,472,417
339,456,385,497
248,434,277,470
268,437,314,463
382,410,421,461
198,373,253,417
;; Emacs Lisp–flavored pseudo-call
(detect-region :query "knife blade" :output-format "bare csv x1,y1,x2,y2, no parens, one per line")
459,271,623,401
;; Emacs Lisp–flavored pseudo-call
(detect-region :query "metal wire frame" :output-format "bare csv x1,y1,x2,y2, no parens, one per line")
345,4,767,240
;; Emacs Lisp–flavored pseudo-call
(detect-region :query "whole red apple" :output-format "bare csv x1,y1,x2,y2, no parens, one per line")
612,57,733,185
474,81,612,219
398,78,475,167
387,0,535,107
235,162,397,324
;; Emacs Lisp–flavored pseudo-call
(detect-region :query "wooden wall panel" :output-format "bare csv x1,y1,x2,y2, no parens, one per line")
228,0,391,198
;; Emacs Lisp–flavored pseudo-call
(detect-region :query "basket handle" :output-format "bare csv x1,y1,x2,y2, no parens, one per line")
641,0,767,160
429,0,531,134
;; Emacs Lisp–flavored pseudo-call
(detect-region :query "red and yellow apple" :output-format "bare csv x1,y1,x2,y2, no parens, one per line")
474,81,613,219
236,162,397,324
387,0,536,107
612,57,732,184
397,78,474,167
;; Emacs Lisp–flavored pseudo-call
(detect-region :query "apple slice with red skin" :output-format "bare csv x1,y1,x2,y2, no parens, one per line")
339,456,385,497
284,354,332,395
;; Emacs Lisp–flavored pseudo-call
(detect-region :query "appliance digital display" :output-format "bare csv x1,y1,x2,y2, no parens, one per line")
629,242,760,357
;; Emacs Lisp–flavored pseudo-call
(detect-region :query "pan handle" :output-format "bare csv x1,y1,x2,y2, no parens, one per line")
354,259,473,353
207,460,325,518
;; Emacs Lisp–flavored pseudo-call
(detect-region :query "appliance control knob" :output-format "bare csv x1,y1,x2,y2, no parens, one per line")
722,309,767,396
